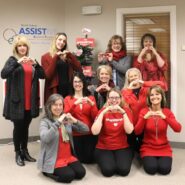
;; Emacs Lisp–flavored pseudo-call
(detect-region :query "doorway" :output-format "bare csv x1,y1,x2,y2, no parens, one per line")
116,6,177,113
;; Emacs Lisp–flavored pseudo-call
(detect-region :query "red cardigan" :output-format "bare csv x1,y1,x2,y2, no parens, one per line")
135,107,181,158
121,81,165,126
133,52,168,91
64,95,98,135
41,52,82,103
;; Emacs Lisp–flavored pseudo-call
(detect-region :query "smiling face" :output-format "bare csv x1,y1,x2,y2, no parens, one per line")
51,99,63,118
99,68,111,83
111,39,122,52
128,70,140,83
149,88,162,106
107,91,121,106
143,37,153,48
56,34,67,51
73,76,83,92
17,44,28,57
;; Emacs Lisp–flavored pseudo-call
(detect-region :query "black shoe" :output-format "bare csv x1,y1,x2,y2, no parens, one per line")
16,151,25,166
21,149,36,162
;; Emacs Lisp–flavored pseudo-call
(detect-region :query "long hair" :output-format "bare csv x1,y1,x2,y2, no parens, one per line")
140,33,156,49
12,35,30,59
106,35,126,52
70,72,91,97
146,85,167,108
123,68,142,89
44,94,64,121
49,32,67,57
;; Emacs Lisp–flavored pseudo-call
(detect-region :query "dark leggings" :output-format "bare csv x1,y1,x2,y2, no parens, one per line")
95,148,134,177
54,161,86,183
73,135,97,164
142,156,172,175
13,111,32,152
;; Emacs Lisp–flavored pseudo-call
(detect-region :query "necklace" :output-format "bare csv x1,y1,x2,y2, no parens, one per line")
153,115,159,140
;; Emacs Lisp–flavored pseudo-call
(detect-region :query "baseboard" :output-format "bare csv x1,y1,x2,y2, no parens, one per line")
0,136,40,145
0,137,185,149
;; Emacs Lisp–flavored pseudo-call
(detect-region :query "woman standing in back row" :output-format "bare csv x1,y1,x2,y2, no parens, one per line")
1,35,45,166
41,32,82,103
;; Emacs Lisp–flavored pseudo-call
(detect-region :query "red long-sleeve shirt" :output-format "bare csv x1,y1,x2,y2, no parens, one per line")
133,52,168,91
64,95,98,135
135,107,181,158
122,81,165,125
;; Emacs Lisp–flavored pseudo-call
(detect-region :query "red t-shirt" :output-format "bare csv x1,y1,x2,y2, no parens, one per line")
135,107,181,158
96,107,133,150
55,128,77,168
22,63,33,110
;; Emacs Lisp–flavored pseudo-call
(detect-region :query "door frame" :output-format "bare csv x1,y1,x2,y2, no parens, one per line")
116,6,177,114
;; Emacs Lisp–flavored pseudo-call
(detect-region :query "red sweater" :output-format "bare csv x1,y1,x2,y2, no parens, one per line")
96,107,133,150
41,52,82,103
133,52,168,91
64,95,98,135
122,81,165,126
135,107,181,158
22,63,33,110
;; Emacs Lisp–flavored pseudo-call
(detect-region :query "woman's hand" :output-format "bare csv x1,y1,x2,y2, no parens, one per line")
65,113,77,124
128,79,143,89
96,83,111,92
58,113,67,123
153,110,166,119
144,111,154,119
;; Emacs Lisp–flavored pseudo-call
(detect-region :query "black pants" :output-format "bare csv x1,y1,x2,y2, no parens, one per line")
95,147,134,177
45,161,85,183
73,135,97,164
142,156,172,175
13,111,32,152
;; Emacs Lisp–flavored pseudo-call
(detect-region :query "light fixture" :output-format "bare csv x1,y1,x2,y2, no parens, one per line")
81,5,102,15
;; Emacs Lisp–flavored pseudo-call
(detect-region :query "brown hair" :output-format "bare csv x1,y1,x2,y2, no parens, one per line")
147,85,167,108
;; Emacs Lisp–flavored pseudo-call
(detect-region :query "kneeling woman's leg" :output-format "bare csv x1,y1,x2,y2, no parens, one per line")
142,156,158,175
114,147,134,176
69,161,86,179
54,166,75,183
158,157,172,175
94,149,116,177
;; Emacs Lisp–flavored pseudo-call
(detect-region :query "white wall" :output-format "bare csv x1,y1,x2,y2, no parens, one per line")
0,0,184,143
0,0,65,139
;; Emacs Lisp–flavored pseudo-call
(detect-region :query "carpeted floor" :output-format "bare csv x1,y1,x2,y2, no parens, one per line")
0,141,185,185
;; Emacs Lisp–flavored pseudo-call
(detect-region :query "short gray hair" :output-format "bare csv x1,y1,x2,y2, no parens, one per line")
44,94,64,120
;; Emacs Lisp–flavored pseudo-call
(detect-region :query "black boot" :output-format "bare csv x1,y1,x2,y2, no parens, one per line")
21,149,36,162
15,151,25,166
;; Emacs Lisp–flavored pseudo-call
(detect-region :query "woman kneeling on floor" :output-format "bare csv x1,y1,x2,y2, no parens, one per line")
37,94,89,183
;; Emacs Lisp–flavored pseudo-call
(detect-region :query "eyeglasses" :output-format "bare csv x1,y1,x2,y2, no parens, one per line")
73,80,82,84
108,96,121,100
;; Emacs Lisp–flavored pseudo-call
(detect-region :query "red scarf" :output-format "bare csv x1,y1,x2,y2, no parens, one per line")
112,50,126,61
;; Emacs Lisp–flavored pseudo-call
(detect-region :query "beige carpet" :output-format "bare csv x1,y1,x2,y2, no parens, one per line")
0,142,185,185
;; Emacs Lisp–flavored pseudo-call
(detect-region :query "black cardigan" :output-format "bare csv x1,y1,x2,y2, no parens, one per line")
1,56,45,121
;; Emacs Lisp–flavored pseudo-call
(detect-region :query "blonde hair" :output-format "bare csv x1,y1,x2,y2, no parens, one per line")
12,35,30,59
49,32,67,57
97,65,112,80
123,68,142,89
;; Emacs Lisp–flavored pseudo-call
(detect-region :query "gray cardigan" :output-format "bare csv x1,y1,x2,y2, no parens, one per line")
37,118,89,173
100,55,133,89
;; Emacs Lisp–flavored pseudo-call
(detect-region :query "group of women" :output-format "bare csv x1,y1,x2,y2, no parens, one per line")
1,32,181,183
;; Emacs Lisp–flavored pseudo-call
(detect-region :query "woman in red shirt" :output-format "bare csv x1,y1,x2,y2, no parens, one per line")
64,72,98,163
41,32,82,103
133,33,168,91
122,68,165,152
91,88,134,177
135,85,181,175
